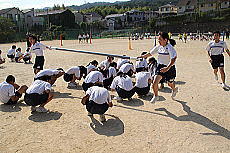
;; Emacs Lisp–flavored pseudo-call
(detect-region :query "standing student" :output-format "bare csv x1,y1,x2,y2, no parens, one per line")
136,52,148,72
103,62,117,89
7,45,16,62
206,31,230,89
0,75,28,105
110,72,136,102
118,62,135,77
0,50,6,65
183,33,188,43
15,48,23,63
134,68,152,97
29,35,51,74
81,86,113,122
178,33,183,42
63,66,87,87
86,60,98,74
35,68,65,85
82,70,103,92
23,48,32,64
24,79,53,113
78,34,82,43
139,32,178,103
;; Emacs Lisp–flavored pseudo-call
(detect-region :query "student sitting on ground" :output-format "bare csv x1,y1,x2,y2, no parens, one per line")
110,72,136,102
0,50,6,65
118,62,135,77
0,75,28,105
7,45,16,62
136,52,148,72
81,85,113,122
63,66,87,88
15,48,23,63
82,70,103,92
35,68,65,85
86,60,98,74
24,78,53,113
134,68,152,97
23,48,32,64
103,62,117,89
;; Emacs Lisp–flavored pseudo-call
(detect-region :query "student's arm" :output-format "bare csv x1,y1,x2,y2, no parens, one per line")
226,49,230,57
139,53,152,59
13,83,20,90
206,43,212,63
81,95,89,105
108,102,113,107
160,57,177,73
107,92,113,107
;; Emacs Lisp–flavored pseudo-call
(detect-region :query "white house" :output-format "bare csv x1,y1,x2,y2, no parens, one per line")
105,14,126,30
158,4,178,16
177,0,197,14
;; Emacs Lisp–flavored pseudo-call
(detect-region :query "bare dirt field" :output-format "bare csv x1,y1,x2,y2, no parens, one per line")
0,38,230,153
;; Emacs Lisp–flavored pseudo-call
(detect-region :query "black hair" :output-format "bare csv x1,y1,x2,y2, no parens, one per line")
6,75,15,83
91,60,98,66
159,32,176,46
26,48,30,52
148,57,157,65
79,66,87,78
57,68,64,72
17,48,21,51
0,50,2,54
12,45,16,49
141,52,147,55
29,34,37,42
93,83,103,87
213,31,221,36
107,56,114,60
109,62,117,68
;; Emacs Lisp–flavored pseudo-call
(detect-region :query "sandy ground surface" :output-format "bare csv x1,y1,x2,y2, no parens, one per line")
0,38,230,153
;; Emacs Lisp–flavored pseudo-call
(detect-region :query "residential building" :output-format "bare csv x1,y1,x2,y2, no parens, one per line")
158,4,178,16
22,8,44,30
105,14,126,30
73,11,84,23
125,10,145,23
84,12,102,23
144,11,159,20
177,0,198,14
220,0,230,9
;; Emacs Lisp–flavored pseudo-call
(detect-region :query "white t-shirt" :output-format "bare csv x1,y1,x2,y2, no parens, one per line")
84,71,103,83
206,40,228,55
86,64,96,74
150,44,177,65
108,67,117,78
135,72,151,88
117,59,129,69
66,66,80,78
26,80,51,95
119,63,135,73
35,69,60,79
110,75,134,91
30,42,48,56
86,86,111,104
136,58,148,69
7,49,15,55
0,81,15,103
15,51,23,57
24,51,32,58
99,59,110,70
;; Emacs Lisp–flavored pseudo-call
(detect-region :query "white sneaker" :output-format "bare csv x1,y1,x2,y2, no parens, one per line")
36,107,48,113
113,96,123,102
150,96,159,103
214,74,218,81
99,114,106,122
68,82,77,87
31,106,36,112
222,83,230,90
171,87,178,98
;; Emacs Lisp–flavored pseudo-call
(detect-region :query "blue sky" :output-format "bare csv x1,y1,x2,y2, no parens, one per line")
0,0,128,10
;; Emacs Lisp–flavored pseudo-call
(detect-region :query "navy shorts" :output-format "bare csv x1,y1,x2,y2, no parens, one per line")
86,100,109,115
155,64,176,82
210,54,224,69
33,56,44,70
24,93,49,106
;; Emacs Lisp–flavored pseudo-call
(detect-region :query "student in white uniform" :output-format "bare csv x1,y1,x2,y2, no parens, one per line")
0,75,28,105
110,72,135,102
206,31,230,89
134,68,152,97
0,50,6,65
82,70,103,92
86,60,98,74
7,45,16,62
15,48,23,63
139,32,178,103
103,62,117,89
81,86,113,122
35,68,64,86
63,66,87,87
136,52,148,72
117,56,129,70
23,48,32,64
118,62,135,77
98,56,114,77
24,79,53,113
29,35,51,74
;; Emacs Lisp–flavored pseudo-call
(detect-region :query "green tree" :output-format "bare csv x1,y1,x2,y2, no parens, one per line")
0,17,16,43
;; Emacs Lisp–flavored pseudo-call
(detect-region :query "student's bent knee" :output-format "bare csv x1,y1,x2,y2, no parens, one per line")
21,85,28,91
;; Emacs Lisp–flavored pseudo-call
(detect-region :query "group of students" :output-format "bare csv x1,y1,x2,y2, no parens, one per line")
78,34,90,44
0,31,229,122
5,45,32,63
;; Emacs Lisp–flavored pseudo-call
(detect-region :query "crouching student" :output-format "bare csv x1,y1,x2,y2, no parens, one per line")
135,68,152,97
82,70,103,92
7,45,16,62
0,50,6,65
0,75,28,105
63,66,87,88
118,62,135,77
136,52,148,72
23,48,32,64
86,60,98,74
15,48,23,63
110,72,135,102
81,85,113,122
35,68,65,85
103,62,117,89
24,79,53,113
